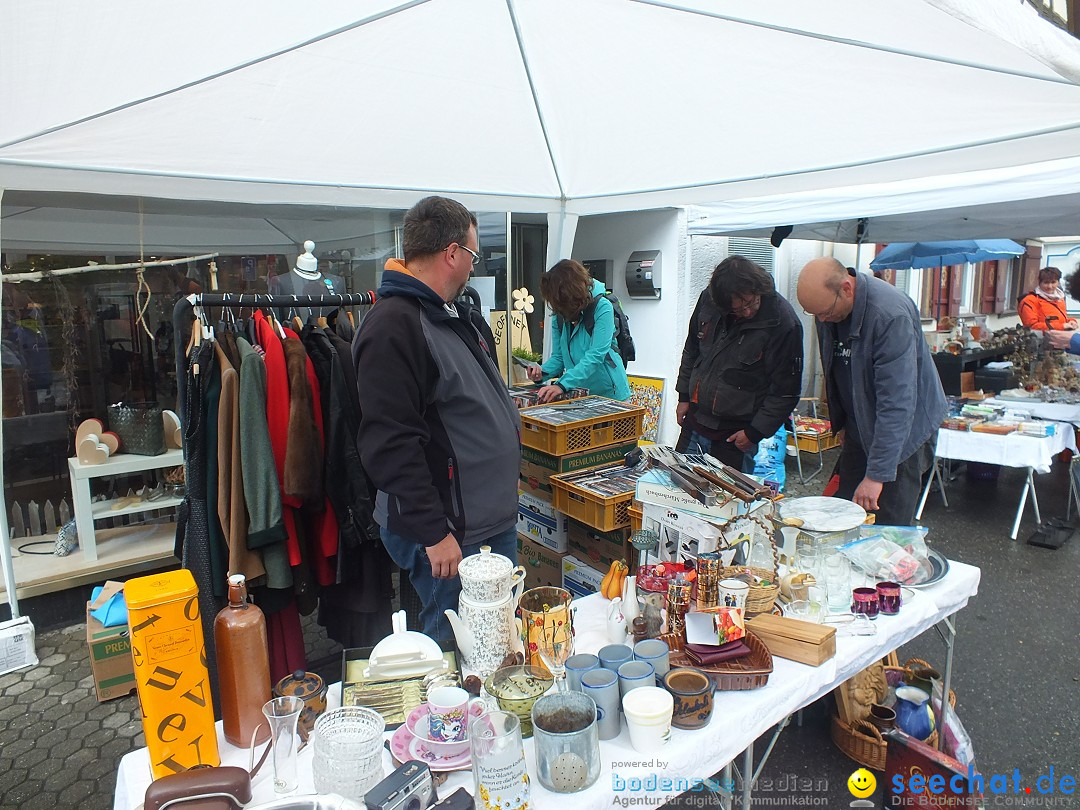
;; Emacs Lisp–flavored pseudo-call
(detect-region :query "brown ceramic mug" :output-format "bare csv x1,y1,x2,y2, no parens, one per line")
662,668,714,730
868,703,896,733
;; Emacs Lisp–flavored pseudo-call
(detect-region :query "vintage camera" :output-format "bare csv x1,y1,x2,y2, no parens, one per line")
365,760,436,810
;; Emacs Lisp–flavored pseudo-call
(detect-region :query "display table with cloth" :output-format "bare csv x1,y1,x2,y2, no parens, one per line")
115,562,980,810
917,422,1076,539
982,397,1080,426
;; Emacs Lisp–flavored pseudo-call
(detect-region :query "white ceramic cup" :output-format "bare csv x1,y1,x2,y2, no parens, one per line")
426,686,485,743
622,686,674,753
717,579,750,611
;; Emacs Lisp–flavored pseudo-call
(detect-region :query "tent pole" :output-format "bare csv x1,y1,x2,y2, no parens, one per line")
0,186,21,619
505,211,514,384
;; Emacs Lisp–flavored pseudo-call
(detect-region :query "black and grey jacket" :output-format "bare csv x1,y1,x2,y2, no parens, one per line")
353,270,520,547
677,289,803,444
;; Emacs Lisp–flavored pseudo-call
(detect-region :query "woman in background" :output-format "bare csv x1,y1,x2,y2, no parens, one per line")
528,259,631,403
1018,266,1078,331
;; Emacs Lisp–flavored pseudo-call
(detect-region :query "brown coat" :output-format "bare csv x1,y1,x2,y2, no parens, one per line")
215,342,266,582
282,337,323,502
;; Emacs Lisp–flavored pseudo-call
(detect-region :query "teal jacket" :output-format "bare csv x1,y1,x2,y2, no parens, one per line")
541,279,632,401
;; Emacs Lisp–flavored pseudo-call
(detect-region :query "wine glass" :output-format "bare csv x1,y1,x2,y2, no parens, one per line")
518,587,575,690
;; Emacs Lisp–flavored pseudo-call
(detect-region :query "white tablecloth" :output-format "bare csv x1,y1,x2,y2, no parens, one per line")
934,421,1076,473
983,398,1080,426
115,563,981,810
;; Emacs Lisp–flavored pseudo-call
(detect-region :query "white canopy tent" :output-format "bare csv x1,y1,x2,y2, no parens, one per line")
4,0,1080,616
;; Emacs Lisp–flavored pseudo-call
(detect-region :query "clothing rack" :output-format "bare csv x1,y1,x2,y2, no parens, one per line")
185,291,375,308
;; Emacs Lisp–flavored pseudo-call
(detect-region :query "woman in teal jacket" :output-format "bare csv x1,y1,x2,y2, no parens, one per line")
528,259,632,402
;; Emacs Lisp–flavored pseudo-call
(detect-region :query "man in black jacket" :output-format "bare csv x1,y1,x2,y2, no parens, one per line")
676,255,804,471
354,197,520,641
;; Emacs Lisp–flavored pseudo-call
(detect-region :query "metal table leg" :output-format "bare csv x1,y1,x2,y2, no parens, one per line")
916,458,947,521
741,742,753,809
1010,467,1036,540
933,615,957,752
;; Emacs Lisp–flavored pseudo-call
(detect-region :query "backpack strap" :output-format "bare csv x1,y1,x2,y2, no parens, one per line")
580,294,603,336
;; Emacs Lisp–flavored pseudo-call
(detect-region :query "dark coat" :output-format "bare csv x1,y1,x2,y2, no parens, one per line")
677,289,803,443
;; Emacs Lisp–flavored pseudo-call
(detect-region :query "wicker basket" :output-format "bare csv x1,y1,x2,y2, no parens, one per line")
718,539,779,616
666,630,773,691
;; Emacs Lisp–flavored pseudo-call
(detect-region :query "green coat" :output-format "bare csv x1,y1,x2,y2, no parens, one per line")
541,279,631,400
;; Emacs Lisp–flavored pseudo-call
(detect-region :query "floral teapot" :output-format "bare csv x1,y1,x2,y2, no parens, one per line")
445,577,526,678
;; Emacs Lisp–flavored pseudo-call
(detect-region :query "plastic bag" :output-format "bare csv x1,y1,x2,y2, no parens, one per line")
837,534,925,583
860,524,929,559
932,680,976,767
752,424,787,492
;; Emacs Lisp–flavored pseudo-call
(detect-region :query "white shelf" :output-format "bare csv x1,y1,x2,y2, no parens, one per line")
68,448,184,480
91,495,184,520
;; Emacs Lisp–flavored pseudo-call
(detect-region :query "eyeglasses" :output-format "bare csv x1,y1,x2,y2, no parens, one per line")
730,295,761,316
804,289,841,321
447,243,482,266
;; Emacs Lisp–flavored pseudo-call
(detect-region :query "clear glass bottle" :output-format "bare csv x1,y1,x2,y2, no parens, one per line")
215,574,272,746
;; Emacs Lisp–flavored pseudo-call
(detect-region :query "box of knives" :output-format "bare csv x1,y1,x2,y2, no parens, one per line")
635,467,764,522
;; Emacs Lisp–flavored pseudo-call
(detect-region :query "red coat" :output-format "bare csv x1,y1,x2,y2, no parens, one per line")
1018,293,1070,330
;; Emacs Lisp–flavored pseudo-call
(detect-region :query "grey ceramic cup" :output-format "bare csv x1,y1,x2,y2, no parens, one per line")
598,644,634,672
618,660,656,699
581,668,620,740
565,653,600,693
633,639,670,680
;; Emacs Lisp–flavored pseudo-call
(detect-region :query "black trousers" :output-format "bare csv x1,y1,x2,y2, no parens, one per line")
833,439,934,526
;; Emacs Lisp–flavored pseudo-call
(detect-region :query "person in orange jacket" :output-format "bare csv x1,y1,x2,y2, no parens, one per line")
1018,266,1078,331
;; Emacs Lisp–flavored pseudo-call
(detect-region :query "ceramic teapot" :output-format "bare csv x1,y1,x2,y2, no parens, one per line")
457,545,527,604
445,578,526,677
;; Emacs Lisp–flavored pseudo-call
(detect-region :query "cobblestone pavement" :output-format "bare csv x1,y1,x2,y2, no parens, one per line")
2,450,1078,809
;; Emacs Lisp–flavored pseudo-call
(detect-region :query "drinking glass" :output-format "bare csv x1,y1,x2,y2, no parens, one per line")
261,696,304,794
823,555,852,613
471,711,530,810
531,691,601,793
519,587,575,690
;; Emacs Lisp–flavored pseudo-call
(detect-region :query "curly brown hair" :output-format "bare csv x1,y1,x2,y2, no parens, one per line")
540,259,594,321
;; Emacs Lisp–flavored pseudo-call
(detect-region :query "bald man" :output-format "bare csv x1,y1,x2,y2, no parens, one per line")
797,258,946,524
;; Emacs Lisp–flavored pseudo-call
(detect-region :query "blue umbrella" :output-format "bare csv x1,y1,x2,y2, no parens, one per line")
870,239,1025,270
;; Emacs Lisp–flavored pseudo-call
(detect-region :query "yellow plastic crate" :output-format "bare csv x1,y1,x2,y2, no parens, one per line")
629,503,643,534
549,462,643,532
520,396,645,456
787,432,840,453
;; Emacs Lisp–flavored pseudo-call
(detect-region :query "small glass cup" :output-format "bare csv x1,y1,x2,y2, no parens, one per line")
311,706,386,801
876,581,902,615
851,587,880,620
823,555,852,613
471,711,530,809
262,696,304,794
531,691,601,793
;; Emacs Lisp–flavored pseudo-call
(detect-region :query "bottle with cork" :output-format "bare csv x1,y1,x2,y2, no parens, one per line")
215,574,272,746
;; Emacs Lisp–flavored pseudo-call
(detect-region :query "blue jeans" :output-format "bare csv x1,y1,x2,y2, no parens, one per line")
684,430,756,474
380,526,519,642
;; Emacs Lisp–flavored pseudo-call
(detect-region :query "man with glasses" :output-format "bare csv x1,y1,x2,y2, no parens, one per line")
354,196,520,642
676,255,803,471
797,257,945,524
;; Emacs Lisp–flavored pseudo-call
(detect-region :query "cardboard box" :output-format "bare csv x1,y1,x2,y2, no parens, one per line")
519,441,639,498
517,533,564,588
86,604,137,701
517,489,569,553
639,503,734,562
567,519,634,570
0,616,39,677
561,554,606,598
635,468,760,523
747,614,836,666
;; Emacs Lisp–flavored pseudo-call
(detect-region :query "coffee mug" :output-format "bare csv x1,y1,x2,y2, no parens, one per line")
622,686,674,753
717,579,750,611
581,668,621,741
598,644,634,672
426,686,485,743
565,654,600,693
633,639,670,680
662,668,714,730
617,660,655,699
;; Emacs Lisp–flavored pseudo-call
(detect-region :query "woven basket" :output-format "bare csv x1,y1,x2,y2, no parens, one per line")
831,715,941,772
108,401,166,456
718,539,779,616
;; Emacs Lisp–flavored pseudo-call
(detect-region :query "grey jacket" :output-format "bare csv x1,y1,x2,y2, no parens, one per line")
817,275,946,482
354,270,521,547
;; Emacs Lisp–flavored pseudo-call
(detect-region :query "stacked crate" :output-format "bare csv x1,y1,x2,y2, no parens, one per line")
514,396,645,595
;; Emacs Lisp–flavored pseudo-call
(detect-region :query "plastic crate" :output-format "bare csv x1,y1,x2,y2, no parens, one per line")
787,432,840,453
548,462,643,532
519,396,645,455
629,503,643,534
